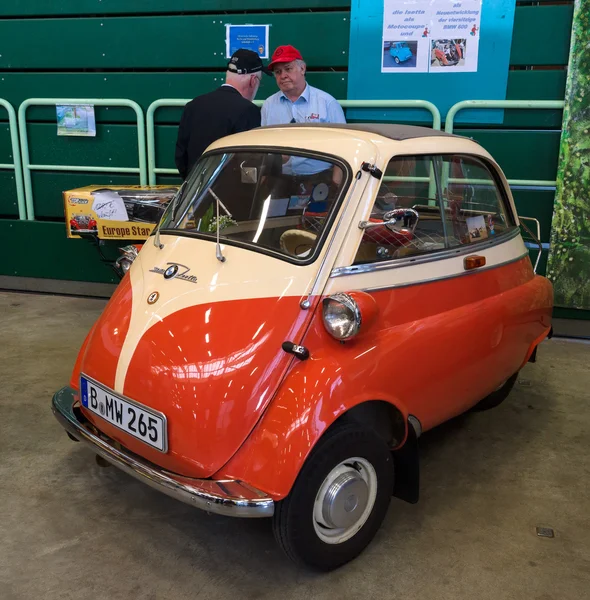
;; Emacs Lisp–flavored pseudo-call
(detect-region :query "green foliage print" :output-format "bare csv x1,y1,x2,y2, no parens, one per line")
547,0,590,309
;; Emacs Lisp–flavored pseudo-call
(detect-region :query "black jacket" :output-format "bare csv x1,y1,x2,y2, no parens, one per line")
174,85,261,180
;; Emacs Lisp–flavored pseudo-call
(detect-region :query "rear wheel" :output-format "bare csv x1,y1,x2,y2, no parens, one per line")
472,372,518,411
272,424,394,571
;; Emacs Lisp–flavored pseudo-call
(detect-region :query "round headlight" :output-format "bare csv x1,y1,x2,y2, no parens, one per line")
322,293,362,341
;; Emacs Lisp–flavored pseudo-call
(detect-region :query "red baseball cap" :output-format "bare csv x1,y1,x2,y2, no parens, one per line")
268,45,304,70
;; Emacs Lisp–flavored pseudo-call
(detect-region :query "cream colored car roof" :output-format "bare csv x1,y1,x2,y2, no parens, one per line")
206,123,495,163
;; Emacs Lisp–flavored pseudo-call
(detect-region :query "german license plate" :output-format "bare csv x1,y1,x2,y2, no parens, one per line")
80,375,167,452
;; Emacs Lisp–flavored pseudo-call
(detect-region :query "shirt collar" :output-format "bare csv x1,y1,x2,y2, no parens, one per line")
280,83,310,103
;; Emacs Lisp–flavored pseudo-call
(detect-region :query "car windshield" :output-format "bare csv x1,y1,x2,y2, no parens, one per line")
159,150,348,261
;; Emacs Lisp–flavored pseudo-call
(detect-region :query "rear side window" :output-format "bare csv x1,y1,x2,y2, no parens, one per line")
354,154,516,265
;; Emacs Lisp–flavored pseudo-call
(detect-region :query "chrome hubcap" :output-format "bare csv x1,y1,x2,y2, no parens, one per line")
313,457,377,545
321,471,369,529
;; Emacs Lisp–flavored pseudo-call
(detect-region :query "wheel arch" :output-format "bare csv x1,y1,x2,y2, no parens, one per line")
215,356,416,501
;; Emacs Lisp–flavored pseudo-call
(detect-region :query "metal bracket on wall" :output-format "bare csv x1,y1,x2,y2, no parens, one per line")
18,98,148,220
0,98,26,219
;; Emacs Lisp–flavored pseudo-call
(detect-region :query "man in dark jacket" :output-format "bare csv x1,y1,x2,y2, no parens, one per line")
175,49,268,180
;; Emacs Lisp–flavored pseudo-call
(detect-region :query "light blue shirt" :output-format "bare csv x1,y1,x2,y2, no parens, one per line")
261,84,346,174
261,83,346,126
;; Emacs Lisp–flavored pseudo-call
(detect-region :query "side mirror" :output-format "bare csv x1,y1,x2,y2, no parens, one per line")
359,208,419,233
383,208,419,233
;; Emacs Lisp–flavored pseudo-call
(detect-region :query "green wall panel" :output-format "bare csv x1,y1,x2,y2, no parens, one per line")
506,70,567,101
512,189,555,242
0,0,351,16
17,123,140,168
456,130,561,181
0,123,16,161
503,70,566,128
510,5,574,66
0,172,20,217
0,220,120,283
0,13,350,70
0,72,348,124
30,172,142,219
155,125,186,170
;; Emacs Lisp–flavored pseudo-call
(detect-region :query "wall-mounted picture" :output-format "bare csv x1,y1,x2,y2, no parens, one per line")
382,40,418,69
430,39,466,68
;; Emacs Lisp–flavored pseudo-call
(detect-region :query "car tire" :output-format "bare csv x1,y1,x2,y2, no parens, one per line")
272,423,394,571
472,372,518,412
394,56,400,64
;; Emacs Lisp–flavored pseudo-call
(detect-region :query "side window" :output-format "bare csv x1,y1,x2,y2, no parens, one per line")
443,154,514,246
353,154,516,265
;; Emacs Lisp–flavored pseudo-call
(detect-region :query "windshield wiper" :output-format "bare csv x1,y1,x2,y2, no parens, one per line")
154,180,187,250
207,188,233,263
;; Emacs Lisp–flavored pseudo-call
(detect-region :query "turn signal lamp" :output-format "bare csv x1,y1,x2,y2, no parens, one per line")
464,255,486,271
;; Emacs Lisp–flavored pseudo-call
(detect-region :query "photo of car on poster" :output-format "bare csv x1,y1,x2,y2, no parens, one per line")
431,39,466,68
382,40,418,69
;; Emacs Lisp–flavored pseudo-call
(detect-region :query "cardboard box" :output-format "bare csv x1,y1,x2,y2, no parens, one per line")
63,185,179,240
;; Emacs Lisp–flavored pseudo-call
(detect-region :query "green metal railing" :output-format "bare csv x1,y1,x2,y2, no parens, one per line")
146,98,441,185
445,100,565,188
18,98,147,220
0,99,26,219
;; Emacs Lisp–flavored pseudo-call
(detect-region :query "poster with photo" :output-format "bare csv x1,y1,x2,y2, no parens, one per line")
381,0,430,73
382,0,482,74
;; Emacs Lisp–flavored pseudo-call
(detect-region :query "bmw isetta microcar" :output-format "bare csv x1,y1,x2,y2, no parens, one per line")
52,123,553,570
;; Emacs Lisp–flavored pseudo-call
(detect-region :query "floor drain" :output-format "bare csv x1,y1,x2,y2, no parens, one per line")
536,527,554,538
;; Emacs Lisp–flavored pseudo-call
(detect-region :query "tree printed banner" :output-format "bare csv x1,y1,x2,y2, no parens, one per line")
547,0,590,309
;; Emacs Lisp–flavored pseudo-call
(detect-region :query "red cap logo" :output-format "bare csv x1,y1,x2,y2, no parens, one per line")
268,45,304,69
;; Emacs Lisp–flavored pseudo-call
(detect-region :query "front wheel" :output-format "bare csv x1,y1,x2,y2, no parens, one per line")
394,56,400,64
272,424,394,571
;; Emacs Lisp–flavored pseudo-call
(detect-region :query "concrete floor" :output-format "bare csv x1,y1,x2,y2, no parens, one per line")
1,290,589,600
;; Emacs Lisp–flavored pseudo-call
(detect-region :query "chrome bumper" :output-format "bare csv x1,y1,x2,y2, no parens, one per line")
51,387,274,518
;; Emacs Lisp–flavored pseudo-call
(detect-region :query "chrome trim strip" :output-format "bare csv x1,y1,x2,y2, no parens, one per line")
52,387,274,518
330,227,521,278
301,168,370,305
358,251,529,293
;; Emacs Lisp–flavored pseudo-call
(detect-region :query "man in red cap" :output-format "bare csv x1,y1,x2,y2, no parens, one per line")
261,45,346,127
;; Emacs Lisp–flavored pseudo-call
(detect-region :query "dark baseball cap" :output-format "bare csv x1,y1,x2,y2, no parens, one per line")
227,49,271,76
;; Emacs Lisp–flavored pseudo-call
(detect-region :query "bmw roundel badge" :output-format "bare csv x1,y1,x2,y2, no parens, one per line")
164,264,179,279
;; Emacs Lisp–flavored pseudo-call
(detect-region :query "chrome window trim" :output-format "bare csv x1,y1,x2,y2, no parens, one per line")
353,250,530,294
331,226,521,278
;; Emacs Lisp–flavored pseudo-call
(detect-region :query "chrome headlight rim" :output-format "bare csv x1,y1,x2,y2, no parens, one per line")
115,245,139,274
322,292,362,341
